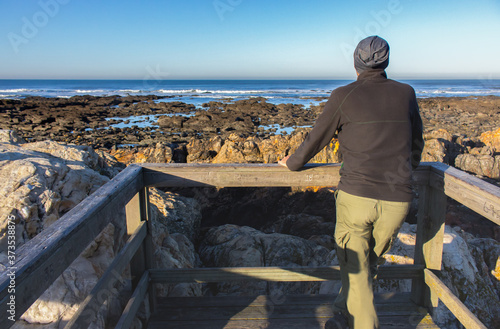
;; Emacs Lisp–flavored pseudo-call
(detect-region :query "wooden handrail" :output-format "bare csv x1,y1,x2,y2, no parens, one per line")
0,164,143,328
148,265,424,283
1,162,498,328
424,269,487,329
428,162,500,225
140,162,432,188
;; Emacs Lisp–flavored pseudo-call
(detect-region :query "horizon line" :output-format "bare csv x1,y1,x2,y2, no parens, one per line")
1,77,499,81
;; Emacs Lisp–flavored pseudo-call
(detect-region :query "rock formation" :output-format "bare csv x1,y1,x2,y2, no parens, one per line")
0,131,119,328
454,127,500,180
148,188,202,299
199,224,330,297
105,124,500,185
0,133,111,252
0,132,203,328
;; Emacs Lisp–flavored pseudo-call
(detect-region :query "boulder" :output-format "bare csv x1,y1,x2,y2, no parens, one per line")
20,141,102,169
421,129,468,165
258,135,293,164
0,142,110,248
148,188,201,242
109,143,174,164
455,153,500,179
434,227,500,328
242,138,261,163
94,149,125,178
422,138,448,163
199,224,330,296
0,138,128,328
108,130,343,166
1,138,205,327
212,140,246,164
424,128,453,142
261,213,334,242
148,188,202,298
158,115,186,129
480,127,500,152
186,137,221,163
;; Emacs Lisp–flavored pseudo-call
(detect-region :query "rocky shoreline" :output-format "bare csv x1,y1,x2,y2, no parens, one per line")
0,95,321,148
0,93,499,328
1,95,499,181
1,95,499,149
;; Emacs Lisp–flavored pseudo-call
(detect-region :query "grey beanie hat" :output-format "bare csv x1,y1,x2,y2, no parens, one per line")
354,36,390,74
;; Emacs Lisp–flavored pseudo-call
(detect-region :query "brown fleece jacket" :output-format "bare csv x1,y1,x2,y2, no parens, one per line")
286,69,424,202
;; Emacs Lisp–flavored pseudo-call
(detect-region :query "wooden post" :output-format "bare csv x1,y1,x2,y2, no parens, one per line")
125,186,156,315
411,171,447,310
126,192,146,289
141,186,157,314
126,192,142,235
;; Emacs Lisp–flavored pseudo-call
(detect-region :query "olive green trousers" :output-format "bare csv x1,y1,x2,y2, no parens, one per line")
333,190,411,329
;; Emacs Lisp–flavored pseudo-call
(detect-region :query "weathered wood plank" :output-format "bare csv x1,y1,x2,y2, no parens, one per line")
0,165,143,328
141,163,342,188
156,292,415,308
153,305,422,321
148,317,438,329
115,271,150,329
126,192,142,235
412,182,430,306
141,163,432,188
411,178,446,308
149,265,423,283
126,190,146,289
141,187,157,313
429,163,500,225
65,222,147,329
424,269,487,329
148,294,438,329
156,302,420,317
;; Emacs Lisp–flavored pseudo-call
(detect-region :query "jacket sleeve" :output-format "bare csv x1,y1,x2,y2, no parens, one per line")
410,90,424,170
286,91,342,171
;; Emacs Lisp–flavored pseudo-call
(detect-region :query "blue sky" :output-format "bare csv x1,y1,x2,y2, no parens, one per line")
1,0,499,79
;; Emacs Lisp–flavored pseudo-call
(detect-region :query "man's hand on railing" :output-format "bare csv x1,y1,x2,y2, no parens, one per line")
278,155,290,168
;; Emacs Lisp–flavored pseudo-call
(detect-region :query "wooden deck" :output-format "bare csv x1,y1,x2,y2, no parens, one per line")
2,162,497,329
147,293,438,329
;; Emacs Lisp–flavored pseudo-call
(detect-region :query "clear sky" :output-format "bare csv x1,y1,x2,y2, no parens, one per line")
1,0,499,79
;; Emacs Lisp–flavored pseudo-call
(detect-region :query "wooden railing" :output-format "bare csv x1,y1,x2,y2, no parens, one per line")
1,162,498,329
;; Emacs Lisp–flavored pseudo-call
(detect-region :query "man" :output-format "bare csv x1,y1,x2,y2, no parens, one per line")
278,36,424,329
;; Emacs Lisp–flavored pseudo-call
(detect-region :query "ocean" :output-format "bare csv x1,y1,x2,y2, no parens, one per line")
1,79,499,109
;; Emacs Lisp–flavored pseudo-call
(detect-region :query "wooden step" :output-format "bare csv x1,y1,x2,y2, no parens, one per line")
147,293,439,329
